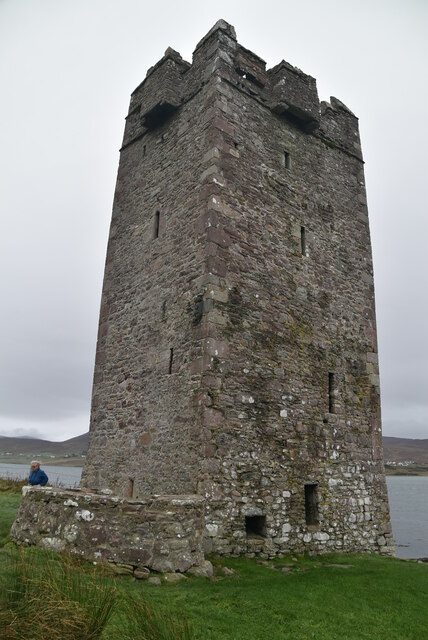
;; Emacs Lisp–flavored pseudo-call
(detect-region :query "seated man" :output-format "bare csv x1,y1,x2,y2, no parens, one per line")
28,460,48,487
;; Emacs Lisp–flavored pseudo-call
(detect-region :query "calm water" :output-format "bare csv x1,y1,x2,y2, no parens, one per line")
386,476,428,559
0,464,426,558
0,463,82,489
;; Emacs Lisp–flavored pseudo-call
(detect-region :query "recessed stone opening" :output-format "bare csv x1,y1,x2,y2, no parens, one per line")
304,484,319,526
236,67,263,87
168,348,174,374
245,515,267,538
300,226,306,255
283,151,291,170
154,211,160,239
125,478,134,499
328,372,335,413
142,100,178,129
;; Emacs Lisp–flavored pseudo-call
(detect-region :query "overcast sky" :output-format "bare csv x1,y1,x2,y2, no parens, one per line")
0,0,427,441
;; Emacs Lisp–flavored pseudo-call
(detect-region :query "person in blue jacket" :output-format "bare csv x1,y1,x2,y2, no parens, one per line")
28,460,48,487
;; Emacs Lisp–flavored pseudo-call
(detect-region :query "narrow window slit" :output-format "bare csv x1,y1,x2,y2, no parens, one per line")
305,484,319,526
328,372,335,413
300,226,306,255
284,151,291,170
168,348,174,374
143,144,146,157
245,515,267,538
126,478,134,499
154,211,160,239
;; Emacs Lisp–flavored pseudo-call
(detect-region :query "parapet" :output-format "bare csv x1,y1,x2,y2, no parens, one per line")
320,97,362,159
268,60,320,131
122,20,361,157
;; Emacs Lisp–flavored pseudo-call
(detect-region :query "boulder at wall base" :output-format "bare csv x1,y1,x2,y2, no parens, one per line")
186,560,214,578
164,573,188,583
110,563,134,576
134,567,151,580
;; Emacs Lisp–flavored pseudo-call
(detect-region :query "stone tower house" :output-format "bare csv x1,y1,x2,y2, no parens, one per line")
82,21,393,556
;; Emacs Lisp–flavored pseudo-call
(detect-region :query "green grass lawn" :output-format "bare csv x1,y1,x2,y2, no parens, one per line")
0,480,24,547
1,480,427,640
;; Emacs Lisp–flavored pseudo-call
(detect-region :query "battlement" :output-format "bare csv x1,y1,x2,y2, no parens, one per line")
123,20,360,158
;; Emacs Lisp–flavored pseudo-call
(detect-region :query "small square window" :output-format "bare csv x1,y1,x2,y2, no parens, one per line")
245,515,267,538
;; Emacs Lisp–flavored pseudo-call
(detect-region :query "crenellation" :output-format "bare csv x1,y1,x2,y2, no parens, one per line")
268,60,320,130
319,97,363,159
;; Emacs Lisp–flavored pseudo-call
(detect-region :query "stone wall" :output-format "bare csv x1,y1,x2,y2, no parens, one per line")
81,20,394,558
11,487,204,573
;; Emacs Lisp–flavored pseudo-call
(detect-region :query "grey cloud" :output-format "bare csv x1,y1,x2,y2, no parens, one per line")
0,0,427,440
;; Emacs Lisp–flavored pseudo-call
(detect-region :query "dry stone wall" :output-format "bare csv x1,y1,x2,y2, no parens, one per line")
11,487,204,573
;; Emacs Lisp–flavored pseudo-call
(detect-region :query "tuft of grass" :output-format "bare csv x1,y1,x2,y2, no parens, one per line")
0,549,117,640
0,488,21,547
108,593,195,640
0,478,26,495
0,547,196,640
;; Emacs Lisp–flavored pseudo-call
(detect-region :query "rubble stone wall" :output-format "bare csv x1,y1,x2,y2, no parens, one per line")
11,487,204,573
79,20,394,558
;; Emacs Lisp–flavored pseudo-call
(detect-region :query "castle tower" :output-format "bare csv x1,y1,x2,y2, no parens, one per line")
82,21,394,556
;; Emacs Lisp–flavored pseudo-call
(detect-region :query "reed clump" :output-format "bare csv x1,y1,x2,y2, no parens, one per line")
0,549,116,640
0,548,196,640
0,478,26,494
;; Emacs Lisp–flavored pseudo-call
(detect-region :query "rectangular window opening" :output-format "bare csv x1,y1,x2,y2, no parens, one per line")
154,211,160,239
245,515,267,538
328,372,335,413
284,151,291,170
168,347,174,374
305,484,319,526
143,144,147,157
300,226,306,256
125,478,134,499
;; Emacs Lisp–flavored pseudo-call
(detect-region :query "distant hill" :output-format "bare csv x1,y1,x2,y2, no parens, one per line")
0,433,88,457
0,433,427,465
382,437,428,464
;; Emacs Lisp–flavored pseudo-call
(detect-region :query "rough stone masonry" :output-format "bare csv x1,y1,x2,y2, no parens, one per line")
12,20,394,569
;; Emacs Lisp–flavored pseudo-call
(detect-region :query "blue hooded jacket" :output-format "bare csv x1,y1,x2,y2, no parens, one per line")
28,468,48,486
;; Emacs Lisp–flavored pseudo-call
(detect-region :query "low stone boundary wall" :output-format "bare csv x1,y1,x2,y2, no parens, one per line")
11,487,204,573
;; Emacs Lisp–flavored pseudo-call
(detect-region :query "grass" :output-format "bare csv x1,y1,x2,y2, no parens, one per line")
0,549,117,640
0,479,24,547
0,478,427,639
385,464,428,476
